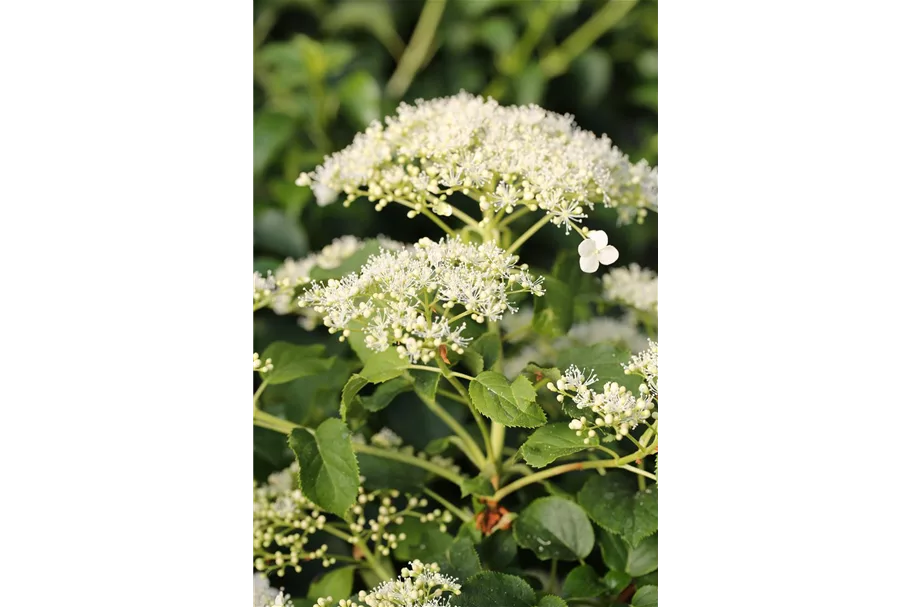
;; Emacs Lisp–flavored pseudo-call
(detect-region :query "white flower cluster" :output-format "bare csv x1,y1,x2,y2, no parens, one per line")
299,237,544,363
349,488,453,555
313,560,461,607
548,364,656,440
253,352,274,374
624,339,658,396
253,463,332,576
298,92,657,227
254,574,293,607
603,264,658,315
270,236,405,326
254,271,294,310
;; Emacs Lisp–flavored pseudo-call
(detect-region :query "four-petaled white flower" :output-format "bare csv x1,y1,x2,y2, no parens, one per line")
577,230,619,273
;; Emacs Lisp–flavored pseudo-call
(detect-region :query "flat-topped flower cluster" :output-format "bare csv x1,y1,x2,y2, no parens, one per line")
313,560,461,607
299,236,545,363
297,91,658,228
603,263,658,315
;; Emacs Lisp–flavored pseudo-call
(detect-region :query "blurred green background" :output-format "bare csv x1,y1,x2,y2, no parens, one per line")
253,0,657,274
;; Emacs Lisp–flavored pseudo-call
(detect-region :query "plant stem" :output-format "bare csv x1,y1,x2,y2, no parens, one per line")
407,364,474,382
386,0,448,99
322,524,393,582
506,214,552,254
437,387,470,405
539,0,639,78
499,206,532,228
414,390,487,470
353,444,465,485
253,406,298,434
484,2,558,98
490,443,657,502
622,464,657,482
252,380,268,405
422,487,473,524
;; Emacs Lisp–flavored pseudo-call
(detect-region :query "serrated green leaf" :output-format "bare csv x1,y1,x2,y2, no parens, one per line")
631,585,658,607
537,597,568,607
478,529,517,570
340,374,369,422
469,372,546,428
306,566,355,602
458,572,536,607
464,332,501,375
428,536,483,581
361,376,411,412
520,423,596,468
461,473,495,498
602,570,632,593
562,565,606,598
391,517,455,562
577,473,657,547
288,419,359,516
254,208,308,258
533,275,573,337
598,529,658,577
514,496,594,561
348,331,410,383
262,342,333,384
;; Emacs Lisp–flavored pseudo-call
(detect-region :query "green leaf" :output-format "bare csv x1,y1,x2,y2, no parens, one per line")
307,566,355,602
537,597,568,607
428,536,483,581
631,585,658,607
412,369,440,402
262,342,333,384
520,423,596,468
357,452,428,492
562,565,606,598
577,473,658,547
348,332,410,383
340,374,369,422
513,496,594,561
288,419,359,516
598,529,658,578
555,344,639,392
479,529,517,570
461,473,495,498
602,570,632,594
533,275,573,337
254,209,308,258
469,372,546,428
458,572,536,607
392,517,455,562
254,112,295,175
308,240,381,282
339,70,381,128
361,376,411,412
464,332,501,375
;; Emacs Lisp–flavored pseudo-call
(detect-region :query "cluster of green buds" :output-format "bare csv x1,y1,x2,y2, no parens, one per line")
348,487,454,556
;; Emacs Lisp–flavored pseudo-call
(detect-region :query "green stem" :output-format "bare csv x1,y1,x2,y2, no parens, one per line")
253,406,297,434
353,444,465,485
408,364,474,382
499,206,532,228
505,214,552,254
484,2,558,98
622,464,657,482
252,380,268,406
539,0,640,78
386,0,448,99
423,487,473,524
437,387,469,405
490,443,657,502
418,206,457,236
413,388,487,470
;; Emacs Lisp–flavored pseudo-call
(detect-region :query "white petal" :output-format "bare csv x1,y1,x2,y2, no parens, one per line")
579,254,600,273
589,230,608,249
598,245,620,266
578,239,596,256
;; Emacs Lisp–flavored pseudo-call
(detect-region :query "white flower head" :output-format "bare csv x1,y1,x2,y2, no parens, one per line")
577,230,619,273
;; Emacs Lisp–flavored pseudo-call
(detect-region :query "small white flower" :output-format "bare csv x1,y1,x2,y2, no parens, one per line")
577,230,619,273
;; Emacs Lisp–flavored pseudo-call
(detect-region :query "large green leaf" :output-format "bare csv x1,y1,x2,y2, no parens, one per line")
520,423,596,468
577,473,658,547
598,529,658,578
348,331,410,383
537,597,568,607
469,371,546,428
288,419,359,516
360,376,411,412
306,566,355,602
513,496,594,561
631,585,658,607
391,517,455,562
555,344,638,392
479,529,517,570
562,565,606,598
533,274,573,337
427,536,483,581
262,342,334,385
458,572,536,607
463,332,502,375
